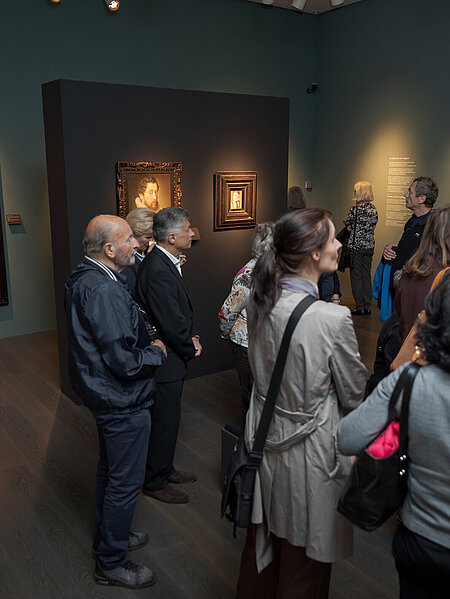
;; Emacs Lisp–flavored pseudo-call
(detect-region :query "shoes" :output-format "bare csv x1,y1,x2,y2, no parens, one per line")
168,470,197,484
351,308,371,316
95,559,156,589
92,531,148,557
142,484,189,504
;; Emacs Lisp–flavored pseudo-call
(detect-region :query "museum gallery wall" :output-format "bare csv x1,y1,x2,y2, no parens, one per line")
43,79,289,398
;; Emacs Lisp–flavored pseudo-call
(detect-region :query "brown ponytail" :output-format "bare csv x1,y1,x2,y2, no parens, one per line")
248,208,331,333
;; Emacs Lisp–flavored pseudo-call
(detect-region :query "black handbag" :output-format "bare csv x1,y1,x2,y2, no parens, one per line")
337,362,421,532
221,295,317,536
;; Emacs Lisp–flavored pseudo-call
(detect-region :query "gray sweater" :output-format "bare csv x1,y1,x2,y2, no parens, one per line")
338,362,450,549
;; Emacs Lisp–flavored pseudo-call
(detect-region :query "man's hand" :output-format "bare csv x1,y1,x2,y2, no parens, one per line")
192,336,202,357
151,339,167,358
383,244,397,261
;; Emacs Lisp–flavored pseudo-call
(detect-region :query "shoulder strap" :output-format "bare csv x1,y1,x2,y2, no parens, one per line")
248,295,317,464
387,362,421,451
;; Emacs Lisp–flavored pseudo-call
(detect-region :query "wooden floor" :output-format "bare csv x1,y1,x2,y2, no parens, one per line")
0,303,400,599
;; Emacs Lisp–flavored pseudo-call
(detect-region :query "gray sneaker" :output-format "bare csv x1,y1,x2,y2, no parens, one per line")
95,559,156,589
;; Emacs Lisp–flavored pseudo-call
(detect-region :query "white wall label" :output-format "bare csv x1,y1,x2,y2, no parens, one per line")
386,156,416,227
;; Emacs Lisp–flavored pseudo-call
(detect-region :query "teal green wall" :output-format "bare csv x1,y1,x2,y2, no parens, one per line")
312,0,450,294
1,0,449,336
0,0,316,337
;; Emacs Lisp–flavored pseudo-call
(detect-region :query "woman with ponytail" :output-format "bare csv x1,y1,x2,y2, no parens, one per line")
237,208,368,599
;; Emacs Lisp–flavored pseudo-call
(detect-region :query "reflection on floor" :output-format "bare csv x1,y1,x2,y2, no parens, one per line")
0,303,399,599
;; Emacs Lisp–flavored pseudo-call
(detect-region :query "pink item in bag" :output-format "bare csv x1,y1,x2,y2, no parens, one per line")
366,419,400,458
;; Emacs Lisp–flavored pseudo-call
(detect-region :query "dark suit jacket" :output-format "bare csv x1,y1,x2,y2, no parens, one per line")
136,246,197,383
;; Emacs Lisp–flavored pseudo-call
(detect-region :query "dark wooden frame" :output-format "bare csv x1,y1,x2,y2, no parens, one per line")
214,171,257,230
0,205,8,306
117,161,182,218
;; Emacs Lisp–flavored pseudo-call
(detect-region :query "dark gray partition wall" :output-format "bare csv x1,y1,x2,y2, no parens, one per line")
43,79,289,398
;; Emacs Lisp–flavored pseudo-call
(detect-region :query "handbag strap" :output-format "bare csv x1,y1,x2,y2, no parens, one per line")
247,294,317,465
387,361,421,451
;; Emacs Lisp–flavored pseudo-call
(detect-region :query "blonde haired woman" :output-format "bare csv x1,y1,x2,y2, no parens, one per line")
123,207,155,297
344,181,378,315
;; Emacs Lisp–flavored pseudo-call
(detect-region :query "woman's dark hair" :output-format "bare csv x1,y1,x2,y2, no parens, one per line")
287,186,306,211
404,204,450,277
248,208,331,333
416,271,450,372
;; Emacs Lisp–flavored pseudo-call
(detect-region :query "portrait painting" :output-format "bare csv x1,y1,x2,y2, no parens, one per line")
214,171,257,230
117,162,182,218
230,190,243,211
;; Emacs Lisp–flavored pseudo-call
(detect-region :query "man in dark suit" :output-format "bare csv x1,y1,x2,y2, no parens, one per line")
136,207,202,503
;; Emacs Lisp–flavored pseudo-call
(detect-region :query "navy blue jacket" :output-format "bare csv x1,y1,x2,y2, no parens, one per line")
65,257,165,414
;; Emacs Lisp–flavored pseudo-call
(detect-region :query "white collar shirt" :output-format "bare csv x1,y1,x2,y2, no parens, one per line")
156,244,182,276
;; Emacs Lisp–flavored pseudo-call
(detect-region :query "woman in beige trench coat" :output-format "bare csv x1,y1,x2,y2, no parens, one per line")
236,208,367,599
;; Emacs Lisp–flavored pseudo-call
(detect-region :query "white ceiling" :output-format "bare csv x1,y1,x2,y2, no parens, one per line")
244,0,364,15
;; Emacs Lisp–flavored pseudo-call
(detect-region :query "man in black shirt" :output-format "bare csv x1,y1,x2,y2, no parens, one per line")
383,176,438,284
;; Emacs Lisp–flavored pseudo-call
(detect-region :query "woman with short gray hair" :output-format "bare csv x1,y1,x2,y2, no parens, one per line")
218,223,274,416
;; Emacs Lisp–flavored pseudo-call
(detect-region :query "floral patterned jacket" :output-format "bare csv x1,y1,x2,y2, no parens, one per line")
218,259,255,348
344,202,378,254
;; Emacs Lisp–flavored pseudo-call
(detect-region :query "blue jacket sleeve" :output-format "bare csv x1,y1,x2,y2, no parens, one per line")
84,283,165,379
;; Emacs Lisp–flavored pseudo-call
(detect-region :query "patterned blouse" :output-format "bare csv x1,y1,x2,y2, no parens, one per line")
344,202,378,253
218,259,255,348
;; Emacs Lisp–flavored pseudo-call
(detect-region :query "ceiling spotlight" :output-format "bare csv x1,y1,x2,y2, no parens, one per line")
49,0,61,4
292,0,307,10
330,0,345,6
105,0,120,11
261,0,275,5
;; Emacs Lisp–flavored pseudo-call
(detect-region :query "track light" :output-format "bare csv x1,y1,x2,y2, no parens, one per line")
292,0,307,10
105,0,120,11
330,0,345,6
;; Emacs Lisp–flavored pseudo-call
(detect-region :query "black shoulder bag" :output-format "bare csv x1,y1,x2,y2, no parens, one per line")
338,361,421,531
221,295,317,536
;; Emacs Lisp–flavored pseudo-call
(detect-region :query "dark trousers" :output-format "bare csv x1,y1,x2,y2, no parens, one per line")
393,524,450,599
350,250,373,311
237,524,332,599
143,379,184,491
230,341,253,418
94,408,150,570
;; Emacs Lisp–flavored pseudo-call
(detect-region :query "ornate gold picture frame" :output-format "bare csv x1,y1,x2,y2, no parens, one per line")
117,161,182,218
214,171,257,230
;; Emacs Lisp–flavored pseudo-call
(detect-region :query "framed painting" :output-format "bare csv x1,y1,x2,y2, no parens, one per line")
0,173,8,306
214,171,257,230
117,161,182,217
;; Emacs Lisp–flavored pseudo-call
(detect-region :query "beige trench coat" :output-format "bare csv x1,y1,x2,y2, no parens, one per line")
245,288,367,569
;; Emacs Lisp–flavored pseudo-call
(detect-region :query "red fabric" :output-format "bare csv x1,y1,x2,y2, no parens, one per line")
367,419,400,458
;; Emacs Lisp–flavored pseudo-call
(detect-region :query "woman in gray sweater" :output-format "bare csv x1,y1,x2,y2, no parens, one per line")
338,272,450,599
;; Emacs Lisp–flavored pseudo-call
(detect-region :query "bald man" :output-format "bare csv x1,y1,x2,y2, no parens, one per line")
65,215,166,589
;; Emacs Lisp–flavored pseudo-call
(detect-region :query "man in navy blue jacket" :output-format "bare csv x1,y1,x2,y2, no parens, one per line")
65,215,166,589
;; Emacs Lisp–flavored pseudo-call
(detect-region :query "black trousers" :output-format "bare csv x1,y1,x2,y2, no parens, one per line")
143,379,184,491
350,250,373,311
237,524,332,599
94,409,150,569
392,524,450,599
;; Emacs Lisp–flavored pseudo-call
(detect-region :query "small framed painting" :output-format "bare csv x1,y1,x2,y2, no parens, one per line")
214,171,257,230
